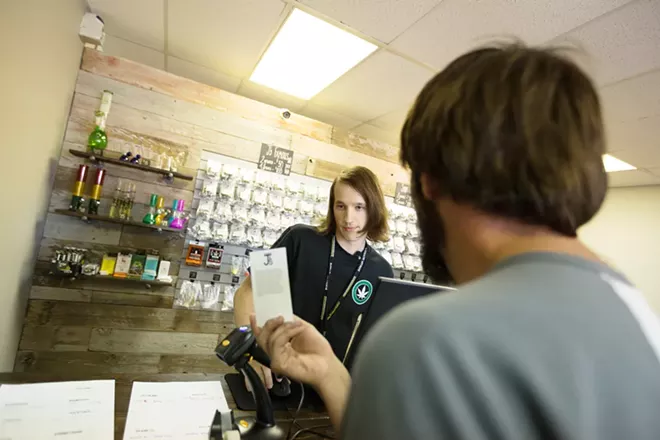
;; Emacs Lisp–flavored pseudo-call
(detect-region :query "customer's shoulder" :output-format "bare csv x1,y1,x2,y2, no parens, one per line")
367,248,394,275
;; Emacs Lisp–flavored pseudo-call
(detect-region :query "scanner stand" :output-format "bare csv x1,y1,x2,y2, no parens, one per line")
211,327,286,440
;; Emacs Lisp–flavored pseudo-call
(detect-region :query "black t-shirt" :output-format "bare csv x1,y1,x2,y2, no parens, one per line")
272,224,393,368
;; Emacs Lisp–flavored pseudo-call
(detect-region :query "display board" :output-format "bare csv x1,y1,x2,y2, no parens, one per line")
173,150,430,311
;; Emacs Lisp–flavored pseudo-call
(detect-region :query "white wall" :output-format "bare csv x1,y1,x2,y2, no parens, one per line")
580,185,660,311
0,0,86,371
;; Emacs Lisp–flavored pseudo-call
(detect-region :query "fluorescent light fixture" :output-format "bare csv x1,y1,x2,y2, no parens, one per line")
250,9,378,100
602,154,636,172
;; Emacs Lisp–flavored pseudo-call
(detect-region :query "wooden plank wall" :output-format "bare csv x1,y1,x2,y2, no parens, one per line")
15,49,409,374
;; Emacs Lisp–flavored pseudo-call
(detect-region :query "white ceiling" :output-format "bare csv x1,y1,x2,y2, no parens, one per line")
89,0,660,187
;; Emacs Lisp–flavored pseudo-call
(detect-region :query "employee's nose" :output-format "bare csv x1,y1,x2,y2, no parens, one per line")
345,207,355,223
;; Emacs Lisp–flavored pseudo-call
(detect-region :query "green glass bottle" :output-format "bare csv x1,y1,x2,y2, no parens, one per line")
88,111,108,154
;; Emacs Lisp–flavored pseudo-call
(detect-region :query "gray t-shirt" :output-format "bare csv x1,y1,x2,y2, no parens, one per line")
342,252,660,439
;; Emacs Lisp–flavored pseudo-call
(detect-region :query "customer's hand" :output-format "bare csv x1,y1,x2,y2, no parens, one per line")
250,315,336,389
244,358,272,392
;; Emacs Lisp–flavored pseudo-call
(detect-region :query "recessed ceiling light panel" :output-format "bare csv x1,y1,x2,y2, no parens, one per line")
602,154,636,173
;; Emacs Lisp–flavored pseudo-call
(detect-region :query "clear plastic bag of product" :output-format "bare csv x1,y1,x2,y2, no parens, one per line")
271,175,285,191
196,198,215,219
249,207,266,226
283,195,298,212
212,202,233,223
371,239,384,250
190,219,212,240
240,255,250,277
265,210,281,230
380,250,393,266
407,222,419,238
231,255,242,276
254,170,270,188
247,227,264,248
404,207,417,222
206,160,221,178
222,285,236,311
387,218,397,234
393,235,406,253
230,223,247,245
295,215,311,226
267,191,283,210
175,280,201,309
280,212,295,229
233,204,249,223
219,180,237,200
385,237,395,252
315,200,327,217
285,179,301,195
252,188,268,206
202,180,219,198
239,168,255,184
412,256,423,272
391,252,404,270
302,185,318,201
263,229,279,247
236,184,252,203
405,238,420,255
396,219,409,236
211,222,229,242
403,254,416,271
200,283,222,310
388,204,402,219
222,164,239,180
298,198,314,215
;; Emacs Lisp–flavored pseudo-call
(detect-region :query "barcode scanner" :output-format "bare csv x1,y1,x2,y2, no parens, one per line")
212,326,286,440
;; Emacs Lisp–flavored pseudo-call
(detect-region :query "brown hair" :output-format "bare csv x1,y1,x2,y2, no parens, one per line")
400,44,607,236
318,166,389,242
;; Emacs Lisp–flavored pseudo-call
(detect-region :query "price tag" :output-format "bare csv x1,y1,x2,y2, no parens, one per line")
212,274,222,282
258,144,294,176
394,182,413,208
189,271,197,279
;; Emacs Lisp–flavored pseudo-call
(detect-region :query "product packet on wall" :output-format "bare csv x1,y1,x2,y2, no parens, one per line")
236,184,252,203
393,236,406,253
263,230,279,247
405,238,420,256
250,248,294,325
200,283,222,310
157,260,171,282
267,191,283,210
128,254,146,280
249,207,266,226
142,254,159,280
283,196,297,212
219,180,236,200
252,188,268,206
271,175,285,191
247,227,264,248
176,280,201,309
206,243,224,269
230,224,247,245
222,285,236,311
403,254,416,271
113,252,132,278
196,199,214,219
221,164,239,180
206,160,221,178
100,253,117,276
265,210,281,230
233,205,249,223
254,170,270,188
212,222,229,242
239,168,255,184
231,255,243,276
380,250,393,266
302,185,318,201
396,219,409,236
407,222,419,238
285,179,301,195
391,252,404,270
191,219,212,241
202,180,219,198
186,242,205,266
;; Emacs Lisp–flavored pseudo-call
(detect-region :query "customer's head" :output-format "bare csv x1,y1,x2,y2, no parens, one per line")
400,44,607,282
318,166,389,245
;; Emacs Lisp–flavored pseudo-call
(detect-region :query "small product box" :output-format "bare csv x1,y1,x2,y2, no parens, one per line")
113,252,132,278
142,254,160,281
206,244,224,269
157,260,171,282
99,253,117,276
128,254,146,280
186,243,205,267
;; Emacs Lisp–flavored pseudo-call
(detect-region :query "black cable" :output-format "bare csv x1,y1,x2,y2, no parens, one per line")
290,425,334,440
286,381,306,440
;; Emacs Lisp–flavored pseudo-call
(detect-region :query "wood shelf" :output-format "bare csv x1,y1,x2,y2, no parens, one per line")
54,209,184,233
69,149,194,181
49,272,174,287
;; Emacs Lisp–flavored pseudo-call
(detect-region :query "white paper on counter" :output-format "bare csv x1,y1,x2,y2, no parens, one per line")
0,379,115,440
122,381,229,440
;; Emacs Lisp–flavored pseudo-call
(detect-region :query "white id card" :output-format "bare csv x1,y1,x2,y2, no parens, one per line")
250,247,294,326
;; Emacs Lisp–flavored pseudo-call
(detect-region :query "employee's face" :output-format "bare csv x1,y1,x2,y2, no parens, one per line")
333,182,368,242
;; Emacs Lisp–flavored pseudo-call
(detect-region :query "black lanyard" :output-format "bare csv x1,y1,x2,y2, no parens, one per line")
320,235,368,334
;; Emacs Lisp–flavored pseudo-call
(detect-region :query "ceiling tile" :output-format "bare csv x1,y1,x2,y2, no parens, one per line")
297,0,441,43
649,167,660,178
310,50,434,121
606,115,660,166
367,107,411,132
551,0,660,86
102,35,165,70
89,0,165,50
607,169,660,187
299,103,363,129
167,0,286,79
600,68,660,124
351,123,400,146
390,0,632,70
236,81,307,112
167,56,241,93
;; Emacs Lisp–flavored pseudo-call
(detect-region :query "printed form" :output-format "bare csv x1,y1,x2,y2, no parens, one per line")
122,381,229,440
0,379,115,440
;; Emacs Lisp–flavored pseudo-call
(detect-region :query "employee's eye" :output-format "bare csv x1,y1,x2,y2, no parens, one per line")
355,205,364,211
335,203,345,210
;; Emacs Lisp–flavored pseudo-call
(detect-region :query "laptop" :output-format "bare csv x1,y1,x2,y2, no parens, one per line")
343,277,455,370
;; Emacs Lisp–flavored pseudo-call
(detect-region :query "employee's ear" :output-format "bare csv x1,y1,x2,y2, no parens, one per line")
420,173,442,201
